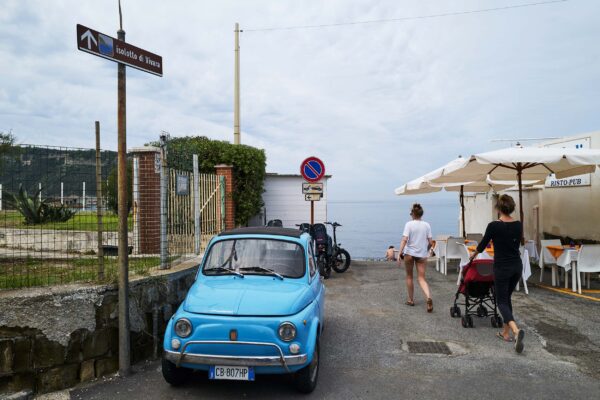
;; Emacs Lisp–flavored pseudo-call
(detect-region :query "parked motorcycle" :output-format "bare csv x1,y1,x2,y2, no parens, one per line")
296,222,351,278
311,223,332,279
325,222,351,273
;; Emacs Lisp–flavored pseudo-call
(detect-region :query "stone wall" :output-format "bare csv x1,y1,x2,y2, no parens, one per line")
0,263,197,395
0,228,130,253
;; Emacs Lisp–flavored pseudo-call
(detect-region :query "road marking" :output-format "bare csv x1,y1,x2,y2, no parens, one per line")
532,283,600,302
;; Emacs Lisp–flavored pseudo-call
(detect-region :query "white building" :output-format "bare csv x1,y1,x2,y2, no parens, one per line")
249,173,329,228
463,131,600,243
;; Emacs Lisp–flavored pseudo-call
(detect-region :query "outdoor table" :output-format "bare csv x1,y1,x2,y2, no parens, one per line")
524,240,539,262
549,245,582,293
467,245,494,258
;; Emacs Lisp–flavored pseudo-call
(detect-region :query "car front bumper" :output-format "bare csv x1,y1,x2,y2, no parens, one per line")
164,340,308,372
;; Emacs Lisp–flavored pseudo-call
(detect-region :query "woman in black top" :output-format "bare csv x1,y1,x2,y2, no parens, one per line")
469,194,525,353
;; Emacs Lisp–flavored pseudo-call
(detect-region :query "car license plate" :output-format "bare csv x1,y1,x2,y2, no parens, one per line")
209,365,254,381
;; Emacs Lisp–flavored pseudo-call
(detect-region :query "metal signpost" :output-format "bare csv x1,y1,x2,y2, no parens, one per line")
77,19,162,376
300,157,326,224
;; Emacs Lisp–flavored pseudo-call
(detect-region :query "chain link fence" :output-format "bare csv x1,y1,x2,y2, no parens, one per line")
0,140,226,290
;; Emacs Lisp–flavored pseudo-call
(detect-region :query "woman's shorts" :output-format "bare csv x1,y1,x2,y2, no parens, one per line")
405,254,426,263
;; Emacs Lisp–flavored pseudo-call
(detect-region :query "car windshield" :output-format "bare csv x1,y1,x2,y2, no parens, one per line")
203,239,305,279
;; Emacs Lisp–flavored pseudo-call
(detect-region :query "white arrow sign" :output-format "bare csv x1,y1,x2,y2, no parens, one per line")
80,30,97,49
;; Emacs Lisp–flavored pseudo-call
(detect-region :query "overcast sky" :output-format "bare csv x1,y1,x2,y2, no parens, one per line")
1,0,599,201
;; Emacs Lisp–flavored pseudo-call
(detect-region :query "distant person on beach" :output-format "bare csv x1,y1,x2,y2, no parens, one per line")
469,194,525,353
398,203,433,313
385,246,396,261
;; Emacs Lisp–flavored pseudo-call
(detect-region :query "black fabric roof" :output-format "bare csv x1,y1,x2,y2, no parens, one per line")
218,227,303,238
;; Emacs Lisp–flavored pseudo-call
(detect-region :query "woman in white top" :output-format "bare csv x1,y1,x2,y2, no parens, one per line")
398,203,433,312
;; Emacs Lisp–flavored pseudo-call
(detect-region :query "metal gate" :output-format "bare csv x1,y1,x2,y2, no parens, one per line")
166,168,225,260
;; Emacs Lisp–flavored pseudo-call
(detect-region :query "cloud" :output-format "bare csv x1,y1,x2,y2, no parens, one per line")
1,0,599,201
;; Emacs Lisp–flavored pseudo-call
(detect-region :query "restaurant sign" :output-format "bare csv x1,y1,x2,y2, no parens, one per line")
76,24,163,76
544,137,591,188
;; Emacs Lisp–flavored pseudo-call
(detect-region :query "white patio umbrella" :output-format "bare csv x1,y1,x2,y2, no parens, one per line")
395,157,524,237
429,146,600,235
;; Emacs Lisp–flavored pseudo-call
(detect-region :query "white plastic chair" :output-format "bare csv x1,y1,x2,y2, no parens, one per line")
428,240,442,272
539,239,562,286
444,237,466,276
432,240,447,273
456,244,472,285
576,245,600,294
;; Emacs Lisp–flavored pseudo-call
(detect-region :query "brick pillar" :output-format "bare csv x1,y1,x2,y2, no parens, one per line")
215,164,235,230
131,147,161,254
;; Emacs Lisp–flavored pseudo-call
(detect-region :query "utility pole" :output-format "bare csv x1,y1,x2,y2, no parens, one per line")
234,22,241,145
117,0,131,376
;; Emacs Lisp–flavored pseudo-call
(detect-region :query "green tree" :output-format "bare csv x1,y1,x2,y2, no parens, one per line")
0,131,16,168
105,161,133,214
0,131,15,154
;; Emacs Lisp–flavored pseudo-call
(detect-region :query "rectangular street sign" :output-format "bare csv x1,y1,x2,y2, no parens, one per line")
302,182,323,195
305,194,321,201
76,24,163,76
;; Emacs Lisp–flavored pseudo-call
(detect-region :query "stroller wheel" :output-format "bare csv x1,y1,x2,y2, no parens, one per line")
477,306,488,318
450,305,460,318
467,315,474,328
461,316,468,328
491,315,503,328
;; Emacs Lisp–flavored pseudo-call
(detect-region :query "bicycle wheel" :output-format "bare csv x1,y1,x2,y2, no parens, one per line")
332,249,351,273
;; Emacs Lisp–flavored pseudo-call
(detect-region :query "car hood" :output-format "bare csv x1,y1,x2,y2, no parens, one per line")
183,278,313,316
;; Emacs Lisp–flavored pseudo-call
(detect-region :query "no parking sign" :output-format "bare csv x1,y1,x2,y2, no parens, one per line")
300,157,325,183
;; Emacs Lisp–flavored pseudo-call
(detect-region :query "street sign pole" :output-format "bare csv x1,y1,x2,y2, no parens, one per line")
77,10,162,377
116,27,131,377
310,200,314,225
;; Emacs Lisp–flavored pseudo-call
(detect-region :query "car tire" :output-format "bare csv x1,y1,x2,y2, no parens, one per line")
294,339,319,394
162,356,191,386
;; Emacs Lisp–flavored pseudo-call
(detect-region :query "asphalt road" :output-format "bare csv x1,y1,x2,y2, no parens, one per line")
69,261,600,400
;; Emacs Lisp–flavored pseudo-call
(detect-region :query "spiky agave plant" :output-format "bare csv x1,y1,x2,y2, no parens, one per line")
4,185,45,224
4,185,76,224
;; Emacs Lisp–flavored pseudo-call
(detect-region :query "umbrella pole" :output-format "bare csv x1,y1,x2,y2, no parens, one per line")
517,166,525,244
460,185,466,238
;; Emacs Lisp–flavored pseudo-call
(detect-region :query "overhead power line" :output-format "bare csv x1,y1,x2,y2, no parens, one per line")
244,0,568,32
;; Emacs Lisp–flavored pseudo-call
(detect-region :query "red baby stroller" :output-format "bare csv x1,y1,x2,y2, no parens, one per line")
450,259,503,328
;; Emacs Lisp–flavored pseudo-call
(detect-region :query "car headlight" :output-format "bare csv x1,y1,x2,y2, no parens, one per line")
278,322,297,342
174,318,192,338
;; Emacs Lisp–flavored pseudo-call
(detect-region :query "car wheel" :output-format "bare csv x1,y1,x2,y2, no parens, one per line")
162,356,191,386
294,339,319,393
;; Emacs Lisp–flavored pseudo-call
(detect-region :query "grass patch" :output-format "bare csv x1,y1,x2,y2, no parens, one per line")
0,256,161,289
0,210,132,232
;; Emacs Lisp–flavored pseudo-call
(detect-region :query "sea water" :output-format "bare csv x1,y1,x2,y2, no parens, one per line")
328,198,459,259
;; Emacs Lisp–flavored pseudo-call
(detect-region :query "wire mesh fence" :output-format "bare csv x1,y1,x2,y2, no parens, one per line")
0,141,226,290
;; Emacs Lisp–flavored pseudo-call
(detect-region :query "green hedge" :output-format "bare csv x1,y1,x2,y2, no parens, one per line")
165,136,266,226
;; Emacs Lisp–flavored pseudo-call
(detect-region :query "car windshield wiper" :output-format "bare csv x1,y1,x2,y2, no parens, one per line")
239,266,284,280
204,266,244,278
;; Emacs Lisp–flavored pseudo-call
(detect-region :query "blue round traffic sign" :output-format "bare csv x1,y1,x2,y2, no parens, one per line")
300,157,325,183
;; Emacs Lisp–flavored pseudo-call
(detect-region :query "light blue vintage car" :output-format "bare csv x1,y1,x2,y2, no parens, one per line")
162,227,325,393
